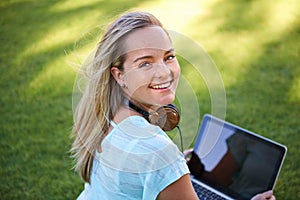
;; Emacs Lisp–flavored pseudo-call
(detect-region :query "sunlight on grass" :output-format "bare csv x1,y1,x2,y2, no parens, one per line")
27,55,76,97
27,37,99,97
21,12,102,57
22,0,299,105
266,0,299,33
182,0,299,87
49,0,100,12
23,1,108,97
138,0,204,32
24,0,208,99
289,77,300,103
1,0,299,199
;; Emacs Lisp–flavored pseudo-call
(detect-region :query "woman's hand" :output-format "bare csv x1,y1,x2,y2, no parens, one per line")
183,149,205,178
251,190,275,200
183,148,194,162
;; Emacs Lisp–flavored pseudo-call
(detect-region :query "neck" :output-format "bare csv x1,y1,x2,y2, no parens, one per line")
127,101,150,117
112,105,142,125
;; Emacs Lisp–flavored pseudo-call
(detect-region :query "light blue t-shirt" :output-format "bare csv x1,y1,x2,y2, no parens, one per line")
77,116,189,200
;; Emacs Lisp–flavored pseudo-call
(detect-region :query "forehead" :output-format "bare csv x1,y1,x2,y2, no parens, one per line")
124,26,172,53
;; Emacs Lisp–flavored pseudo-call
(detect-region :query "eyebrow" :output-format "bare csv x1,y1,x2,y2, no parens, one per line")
133,48,174,63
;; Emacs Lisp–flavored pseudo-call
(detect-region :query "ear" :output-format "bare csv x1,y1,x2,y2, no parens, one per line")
111,66,124,86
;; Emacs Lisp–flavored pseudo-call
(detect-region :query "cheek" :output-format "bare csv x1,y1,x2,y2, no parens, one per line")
172,64,181,91
173,62,181,79
126,73,150,91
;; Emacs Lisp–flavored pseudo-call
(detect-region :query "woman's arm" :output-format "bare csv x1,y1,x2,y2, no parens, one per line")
156,174,198,200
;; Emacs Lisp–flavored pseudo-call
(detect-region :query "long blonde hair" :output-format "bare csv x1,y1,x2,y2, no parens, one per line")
71,11,164,183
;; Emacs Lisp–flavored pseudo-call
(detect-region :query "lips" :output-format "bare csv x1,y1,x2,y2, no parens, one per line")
149,81,172,89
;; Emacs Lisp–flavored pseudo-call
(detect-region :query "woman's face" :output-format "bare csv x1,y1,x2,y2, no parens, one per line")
111,26,181,109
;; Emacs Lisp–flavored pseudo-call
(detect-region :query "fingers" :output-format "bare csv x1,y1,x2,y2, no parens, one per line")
251,190,275,200
263,190,275,200
183,148,193,160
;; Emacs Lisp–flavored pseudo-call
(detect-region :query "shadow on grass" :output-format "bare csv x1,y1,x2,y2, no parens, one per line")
184,1,300,198
225,25,300,199
1,0,299,199
0,0,141,97
0,1,142,199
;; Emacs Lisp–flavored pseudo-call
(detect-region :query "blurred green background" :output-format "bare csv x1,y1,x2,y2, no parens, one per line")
0,0,299,199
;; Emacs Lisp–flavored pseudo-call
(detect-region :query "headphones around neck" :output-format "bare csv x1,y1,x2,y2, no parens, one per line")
127,101,180,131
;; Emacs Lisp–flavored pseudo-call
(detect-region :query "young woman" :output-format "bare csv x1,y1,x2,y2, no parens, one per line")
71,11,276,200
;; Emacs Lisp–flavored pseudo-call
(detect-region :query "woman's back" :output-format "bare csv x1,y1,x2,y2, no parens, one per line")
77,116,189,200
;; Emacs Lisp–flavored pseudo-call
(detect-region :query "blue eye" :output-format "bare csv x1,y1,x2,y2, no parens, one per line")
139,62,151,68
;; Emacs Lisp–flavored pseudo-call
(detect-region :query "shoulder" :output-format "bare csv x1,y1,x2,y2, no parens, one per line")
99,116,183,173
117,115,166,137
111,116,172,150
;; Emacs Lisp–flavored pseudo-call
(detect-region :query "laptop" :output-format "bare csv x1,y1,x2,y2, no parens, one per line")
189,114,287,200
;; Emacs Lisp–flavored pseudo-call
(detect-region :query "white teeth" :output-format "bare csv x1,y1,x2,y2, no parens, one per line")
151,82,171,89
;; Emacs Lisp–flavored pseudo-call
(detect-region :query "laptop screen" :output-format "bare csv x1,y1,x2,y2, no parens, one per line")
192,114,287,199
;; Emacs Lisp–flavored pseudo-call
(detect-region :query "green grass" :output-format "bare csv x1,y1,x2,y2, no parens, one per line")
1,0,299,199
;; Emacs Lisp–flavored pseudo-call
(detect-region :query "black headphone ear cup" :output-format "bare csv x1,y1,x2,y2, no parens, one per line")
150,104,180,131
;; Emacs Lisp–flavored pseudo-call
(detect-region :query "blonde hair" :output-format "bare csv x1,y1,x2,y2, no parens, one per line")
71,11,164,183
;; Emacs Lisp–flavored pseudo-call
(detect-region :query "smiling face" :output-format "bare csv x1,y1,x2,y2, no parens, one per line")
111,26,180,110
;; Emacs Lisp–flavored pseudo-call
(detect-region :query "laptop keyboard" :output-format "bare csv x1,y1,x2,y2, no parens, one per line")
192,181,227,200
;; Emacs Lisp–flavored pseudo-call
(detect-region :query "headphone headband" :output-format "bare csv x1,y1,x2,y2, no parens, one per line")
128,101,150,118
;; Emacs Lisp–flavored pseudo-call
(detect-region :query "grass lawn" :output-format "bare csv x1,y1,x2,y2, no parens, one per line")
1,0,299,199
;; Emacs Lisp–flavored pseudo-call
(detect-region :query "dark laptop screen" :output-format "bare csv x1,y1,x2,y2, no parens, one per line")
192,115,287,199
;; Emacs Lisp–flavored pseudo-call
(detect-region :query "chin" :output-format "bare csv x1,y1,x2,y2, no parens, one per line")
158,96,175,106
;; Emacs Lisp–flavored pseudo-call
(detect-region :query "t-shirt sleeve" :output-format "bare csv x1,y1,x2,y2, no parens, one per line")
142,154,190,200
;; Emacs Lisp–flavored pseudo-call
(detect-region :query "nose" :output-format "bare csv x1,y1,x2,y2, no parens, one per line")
153,62,171,79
